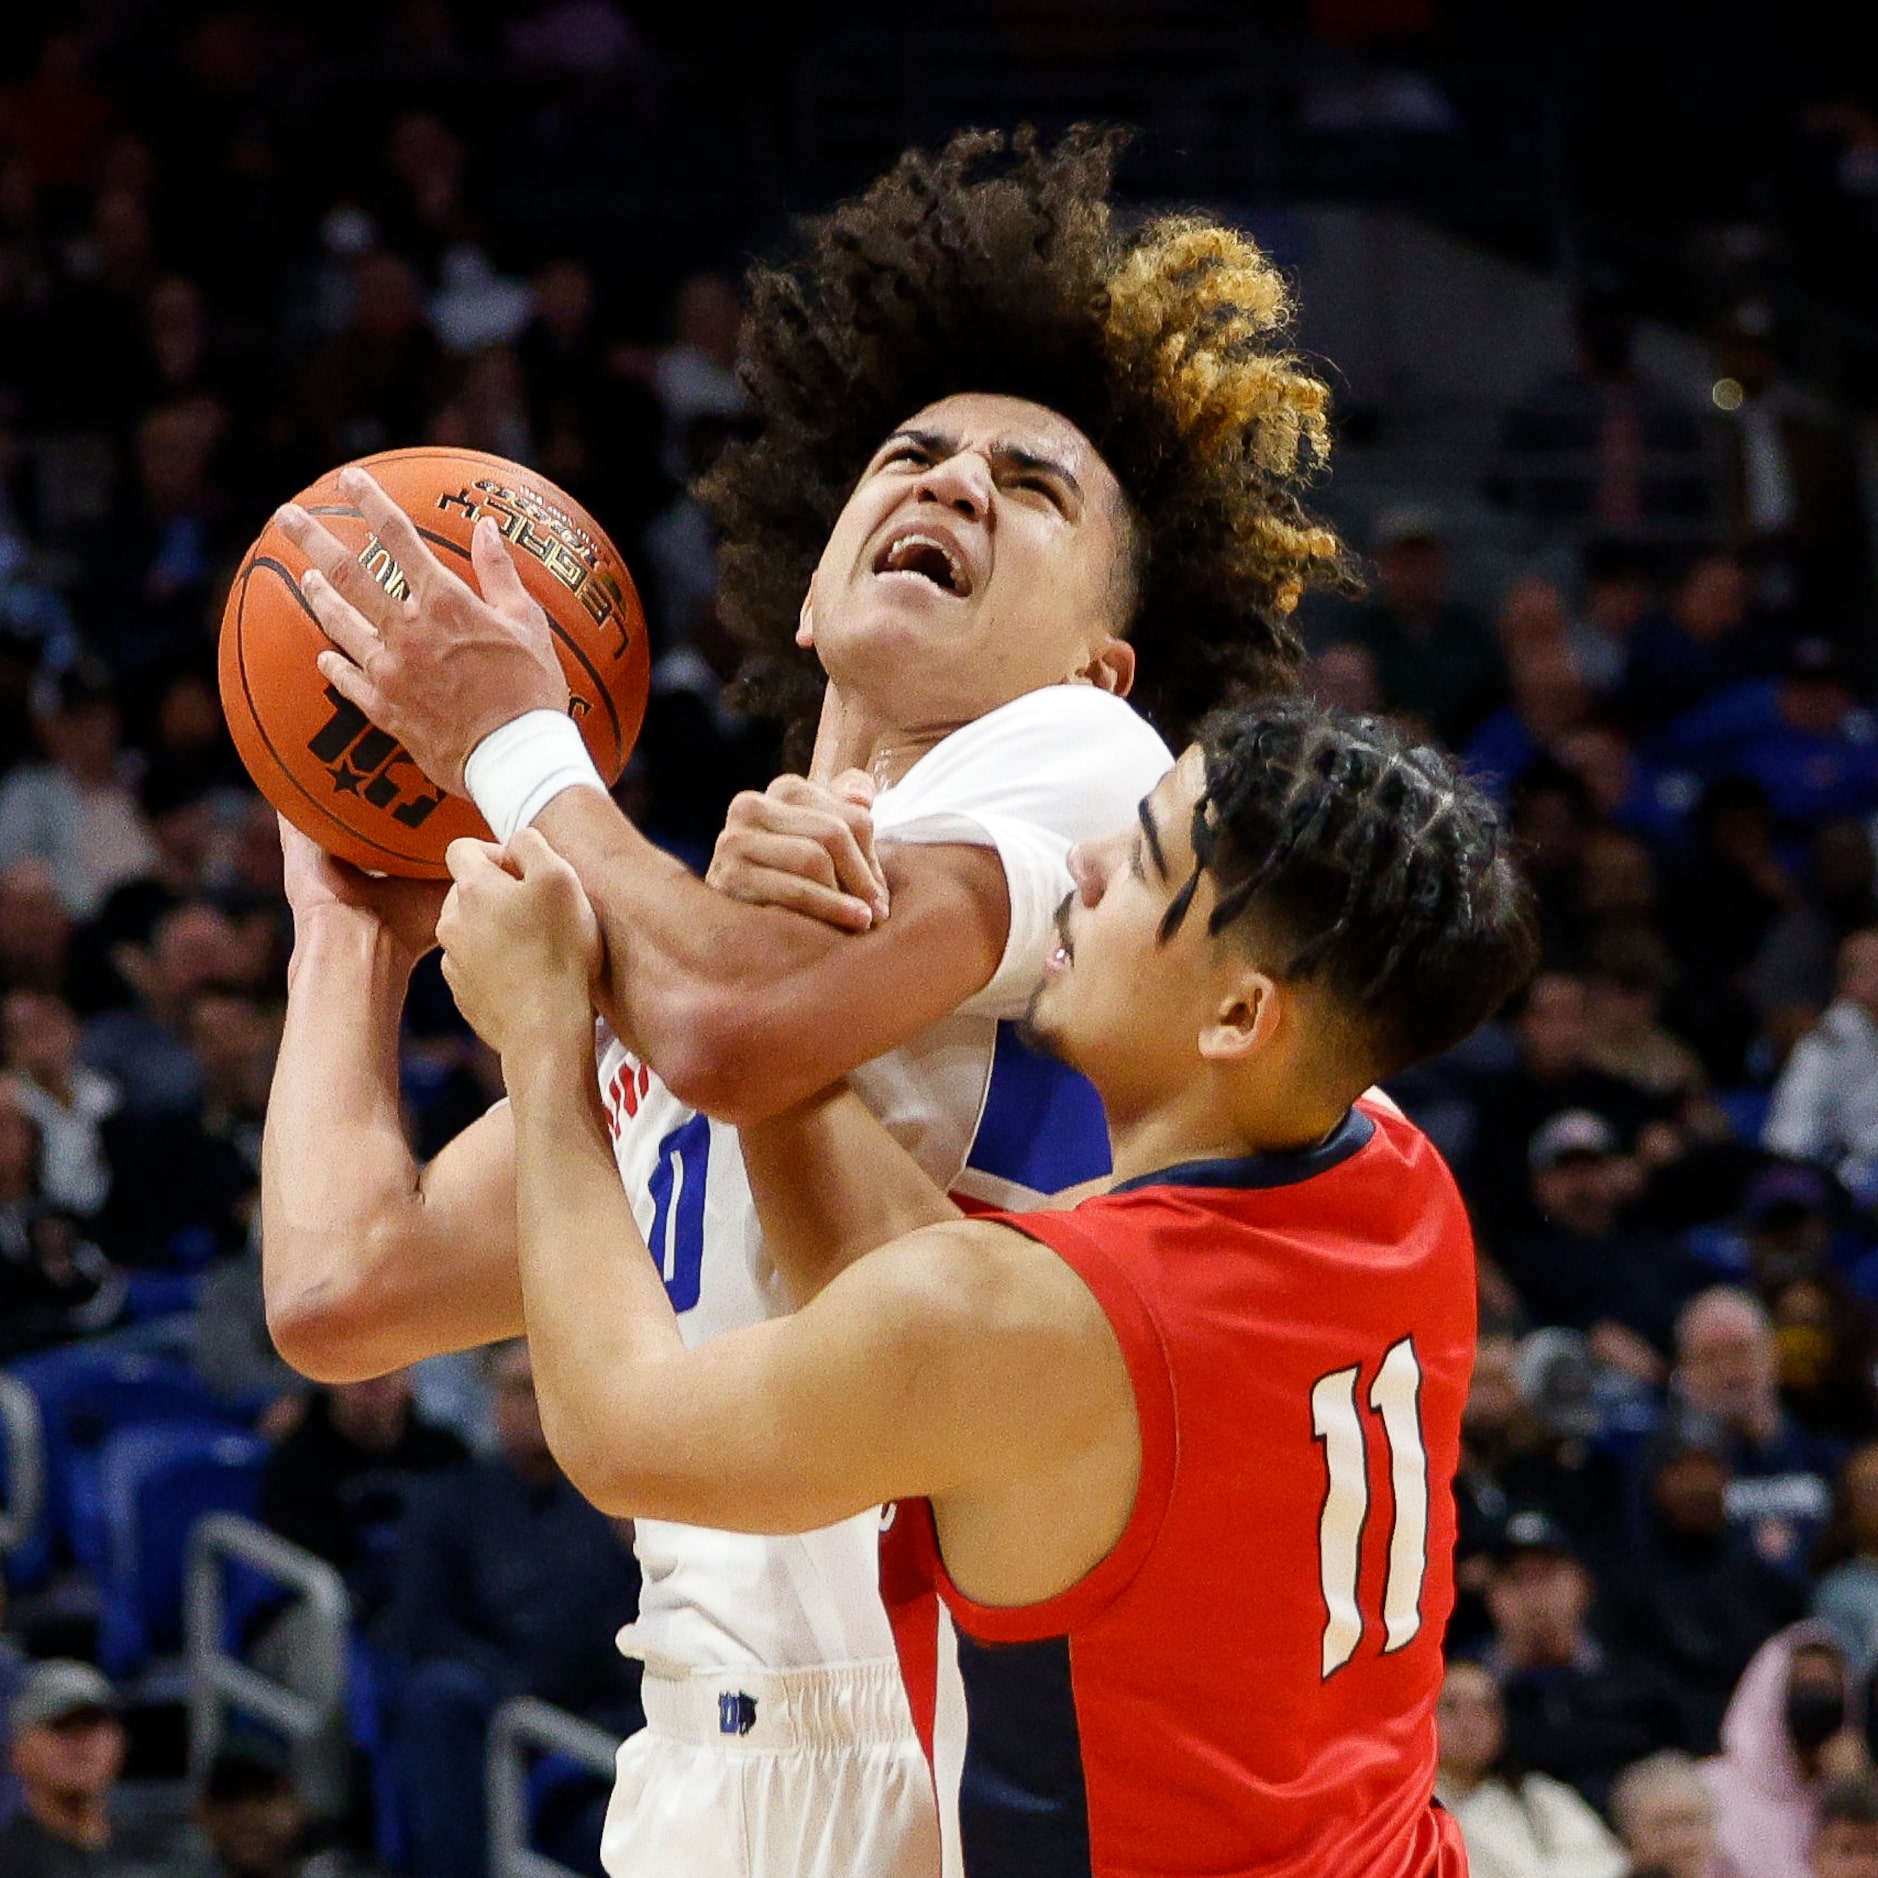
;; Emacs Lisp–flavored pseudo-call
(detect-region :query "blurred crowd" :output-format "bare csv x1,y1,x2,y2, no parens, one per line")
6,5,1878,1878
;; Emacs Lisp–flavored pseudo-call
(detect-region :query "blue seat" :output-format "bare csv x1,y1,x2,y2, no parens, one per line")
95,1424,268,1678
3,1344,243,1588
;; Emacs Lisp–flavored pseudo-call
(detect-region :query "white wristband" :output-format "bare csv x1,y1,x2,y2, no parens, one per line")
463,709,608,844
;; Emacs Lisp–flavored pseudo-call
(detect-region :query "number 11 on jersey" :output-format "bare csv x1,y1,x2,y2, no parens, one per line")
1311,1337,1429,1679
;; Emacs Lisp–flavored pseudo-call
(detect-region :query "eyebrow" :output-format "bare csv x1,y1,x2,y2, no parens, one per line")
882,430,1084,502
1137,796,1169,880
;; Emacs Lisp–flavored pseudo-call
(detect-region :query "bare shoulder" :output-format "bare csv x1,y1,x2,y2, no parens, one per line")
836,1214,1114,1356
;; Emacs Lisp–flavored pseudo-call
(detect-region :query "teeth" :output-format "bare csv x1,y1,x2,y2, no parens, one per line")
880,532,962,592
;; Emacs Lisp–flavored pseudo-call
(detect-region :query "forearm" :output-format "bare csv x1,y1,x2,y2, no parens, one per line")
506,1020,688,1511
263,912,523,1378
742,1087,964,1306
535,789,1001,1123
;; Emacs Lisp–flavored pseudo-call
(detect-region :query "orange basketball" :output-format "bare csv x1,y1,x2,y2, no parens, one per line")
218,446,650,878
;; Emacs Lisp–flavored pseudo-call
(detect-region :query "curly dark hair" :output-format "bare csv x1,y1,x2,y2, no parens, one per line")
699,126,1350,746
1169,699,1539,1079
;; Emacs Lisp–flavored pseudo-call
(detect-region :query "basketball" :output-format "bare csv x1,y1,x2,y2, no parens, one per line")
218,447,650,877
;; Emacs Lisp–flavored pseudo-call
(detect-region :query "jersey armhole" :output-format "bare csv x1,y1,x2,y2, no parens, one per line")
934,1207,1178,1644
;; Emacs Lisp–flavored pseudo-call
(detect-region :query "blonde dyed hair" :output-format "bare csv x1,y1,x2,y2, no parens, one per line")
704,127,1351,744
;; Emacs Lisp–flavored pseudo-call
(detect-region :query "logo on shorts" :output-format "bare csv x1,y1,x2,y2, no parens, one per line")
718,1691,758,1737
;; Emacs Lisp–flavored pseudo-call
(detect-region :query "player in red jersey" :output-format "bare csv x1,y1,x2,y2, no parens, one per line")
435,696,1537,1877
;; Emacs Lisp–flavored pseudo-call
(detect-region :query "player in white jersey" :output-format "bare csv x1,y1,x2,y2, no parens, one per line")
261,127,1346,1877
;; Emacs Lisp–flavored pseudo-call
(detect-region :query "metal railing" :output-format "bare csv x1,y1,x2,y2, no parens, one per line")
0,1371,45,1560
488,1696,621,1878
184,1513,349,1788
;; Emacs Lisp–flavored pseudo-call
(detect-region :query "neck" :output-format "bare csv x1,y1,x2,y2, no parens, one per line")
1105,1081,1352,1187
1437,1766,1485,1802
28,1786,109,1849
806,685,969,788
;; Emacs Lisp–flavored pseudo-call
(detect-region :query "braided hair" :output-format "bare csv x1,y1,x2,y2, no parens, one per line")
700,126,1350,747
1167,700,1538,1078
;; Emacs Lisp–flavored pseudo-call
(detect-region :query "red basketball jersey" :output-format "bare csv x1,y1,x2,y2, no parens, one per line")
884,1096,1474,1878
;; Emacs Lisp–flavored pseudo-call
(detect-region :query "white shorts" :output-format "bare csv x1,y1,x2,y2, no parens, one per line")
599,1657,942,1878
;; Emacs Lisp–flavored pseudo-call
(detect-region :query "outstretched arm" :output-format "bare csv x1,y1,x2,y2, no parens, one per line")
277,478,1008,1126
261,823,525,1381
436,832,1132,1561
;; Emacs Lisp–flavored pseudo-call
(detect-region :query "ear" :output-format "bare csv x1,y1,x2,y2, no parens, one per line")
1199,969,1281,1066
1076,638,1136,698
796,574,818,649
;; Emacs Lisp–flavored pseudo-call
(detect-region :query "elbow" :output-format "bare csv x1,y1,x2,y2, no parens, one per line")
265,1278,386,1384
537,1407,646,1520
649,997,790,1127
262,1227,404,1385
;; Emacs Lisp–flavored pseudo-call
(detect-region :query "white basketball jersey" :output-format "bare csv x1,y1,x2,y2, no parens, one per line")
597,685,1173,1670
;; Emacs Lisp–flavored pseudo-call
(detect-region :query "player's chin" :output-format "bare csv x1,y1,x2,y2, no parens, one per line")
1016,979,1075,1066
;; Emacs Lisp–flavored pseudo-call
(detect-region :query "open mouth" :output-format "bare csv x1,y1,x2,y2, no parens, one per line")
872,530,972,597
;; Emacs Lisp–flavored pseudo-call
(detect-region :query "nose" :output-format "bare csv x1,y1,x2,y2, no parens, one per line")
1067,837,1109,907
915,449,992,522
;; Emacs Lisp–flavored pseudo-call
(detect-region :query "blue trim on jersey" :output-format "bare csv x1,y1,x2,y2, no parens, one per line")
1109,1106,1375,1195
967,1022,1112,1191
956,1632,1093,1878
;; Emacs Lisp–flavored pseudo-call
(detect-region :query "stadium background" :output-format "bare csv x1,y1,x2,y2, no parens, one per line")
6,3,1878,1874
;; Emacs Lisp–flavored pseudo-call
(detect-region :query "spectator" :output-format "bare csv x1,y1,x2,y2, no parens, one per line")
0,667,155,919
1464,969,1673,1238
1496,1109,1705,1375
1604,1407,1807,1751
1664,638,1878,838
1623,552,1762,732
79,898,233,1120
1609,1751,1730,1878
388,1341,641,1878
1813,1444,1878,1682
1753,820,1878,1059
1705,1626,1870,1878
1568,539,1655,697
80,396,234,679
1671,1288,1842,1569
1455,1334,1625,1580
1812,1777,1878,1878
1435,1657,1628,1878
258,1370,466,1633
1662,776,1795,986
1308,639,1385,716
1582,926,1708,1106
1480,1511,1690,1811
1556,719,1689,852
0,858,72,993
0,1072,118,1358
1466,638,1591,802
3,987,116,1217
99,983,276,1266
299,250,444,464
0,1660,128,1875
171,1745,348,1878
1765,928,1878,1199
1318,506,1505,745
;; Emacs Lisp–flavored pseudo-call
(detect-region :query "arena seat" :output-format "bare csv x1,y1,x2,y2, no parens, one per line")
2,1344,245,1589
96,1424,269,1679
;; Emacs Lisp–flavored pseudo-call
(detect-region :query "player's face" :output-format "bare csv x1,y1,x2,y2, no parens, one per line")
1027,746,1250,1117
800,393,1137,726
